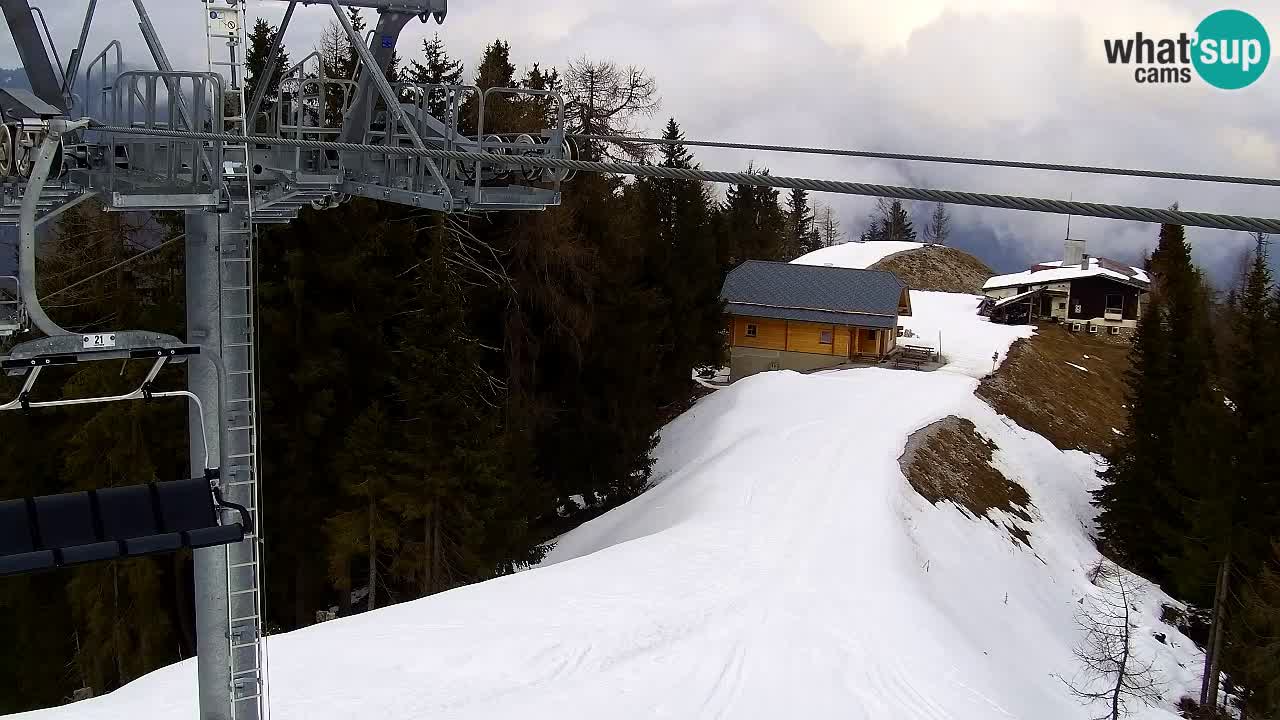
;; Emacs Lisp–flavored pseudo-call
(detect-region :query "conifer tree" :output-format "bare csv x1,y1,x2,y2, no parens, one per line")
326,403,402,612
1093,221,1236,709
720,164,787,264
872,198,916,242
785,188,816,259
407,33,464,119
245,18,290,121
1095,298,1171,579
635,119,723,396
1233,546,1280,717
861,218,885,242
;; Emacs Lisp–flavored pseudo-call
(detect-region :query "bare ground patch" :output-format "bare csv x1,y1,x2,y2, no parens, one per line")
977,321,1131,455
900,415,1034,546
870,245,994,295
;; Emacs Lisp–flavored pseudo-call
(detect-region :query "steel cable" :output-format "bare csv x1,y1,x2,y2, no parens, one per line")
93,124,1280,235
572,133,1280,188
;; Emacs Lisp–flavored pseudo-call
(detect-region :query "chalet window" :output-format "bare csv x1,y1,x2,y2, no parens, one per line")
1057,302,1066,310
819,330,833,345
745,323,758,338
1105,294,1123,312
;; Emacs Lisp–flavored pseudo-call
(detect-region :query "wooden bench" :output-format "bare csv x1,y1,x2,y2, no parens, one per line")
894,344,936,369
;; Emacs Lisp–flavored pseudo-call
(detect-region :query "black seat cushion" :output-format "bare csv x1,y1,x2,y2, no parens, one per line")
32,492,99,548
0,499,54,575
31,492,121,566
0,499,36,555
187,524,244,549
97,485,181,557
0,550,55,576
59,541,122,566
154,479,218,532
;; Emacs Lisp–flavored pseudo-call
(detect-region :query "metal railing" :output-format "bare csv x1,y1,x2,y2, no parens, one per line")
104,71,224,200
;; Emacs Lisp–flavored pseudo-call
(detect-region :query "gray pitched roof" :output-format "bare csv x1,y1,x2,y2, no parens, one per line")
720,260,906,328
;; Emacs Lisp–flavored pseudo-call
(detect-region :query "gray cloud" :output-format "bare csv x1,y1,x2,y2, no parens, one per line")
3,0,1277,284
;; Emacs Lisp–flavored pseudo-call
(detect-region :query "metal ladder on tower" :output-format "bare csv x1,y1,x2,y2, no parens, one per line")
204,2,268,719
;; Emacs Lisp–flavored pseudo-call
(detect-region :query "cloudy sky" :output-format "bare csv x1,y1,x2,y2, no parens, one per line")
3,0,1278,282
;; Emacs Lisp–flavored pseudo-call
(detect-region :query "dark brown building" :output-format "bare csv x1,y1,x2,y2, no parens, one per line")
982,239,1149,336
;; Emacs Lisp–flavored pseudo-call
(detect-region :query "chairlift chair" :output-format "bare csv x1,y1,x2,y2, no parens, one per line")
0,476,252,576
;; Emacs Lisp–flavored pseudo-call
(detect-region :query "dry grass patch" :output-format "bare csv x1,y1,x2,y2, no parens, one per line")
870,245,994,295
900,415,1033,546
977,321,1131,455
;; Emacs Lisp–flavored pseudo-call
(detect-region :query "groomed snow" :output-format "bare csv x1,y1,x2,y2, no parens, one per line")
12,294,1199,720
791,241,924,269
899,291,1035,378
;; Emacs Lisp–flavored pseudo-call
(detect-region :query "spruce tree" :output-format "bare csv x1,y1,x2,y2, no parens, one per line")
720,164,787,264
407,33,464,119
1095,221,1226,595
785,188,816,259
874,199,916,242
245,18,290,121
635,119,723,396
1095,295,1172,578
1233,545,1280,716
861,219,885,242
463,39,518,133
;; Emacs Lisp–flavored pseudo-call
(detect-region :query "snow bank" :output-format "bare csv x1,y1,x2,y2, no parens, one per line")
13,294,1198,720
899,290,1034,378
792,241,923,269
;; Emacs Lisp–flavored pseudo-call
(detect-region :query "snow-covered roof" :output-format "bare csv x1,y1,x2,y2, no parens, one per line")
983,256,1150,291
791,241,924,269
991,289,1041,309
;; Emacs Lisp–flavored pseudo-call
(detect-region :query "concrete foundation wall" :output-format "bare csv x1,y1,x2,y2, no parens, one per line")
730,346,849,381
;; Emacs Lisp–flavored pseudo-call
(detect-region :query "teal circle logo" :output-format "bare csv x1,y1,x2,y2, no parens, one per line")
1192,10,1270,89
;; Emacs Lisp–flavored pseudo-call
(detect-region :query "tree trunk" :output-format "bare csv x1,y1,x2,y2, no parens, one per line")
1113,578,1131,720
294,561,308,627
421,503,433,597
431,496,443,591
338,564,352,616
173,553,195,656
1201,553,1231,708
367,488,377,612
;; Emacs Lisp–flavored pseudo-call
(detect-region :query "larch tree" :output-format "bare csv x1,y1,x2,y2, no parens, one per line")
1063,562,1163,720
923,202,952,245
814,202,843,246
563,57,659,161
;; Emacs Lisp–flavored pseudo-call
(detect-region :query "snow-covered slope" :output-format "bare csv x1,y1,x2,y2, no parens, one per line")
14,295,1201,720
792,240,923,269
900,291,1034,378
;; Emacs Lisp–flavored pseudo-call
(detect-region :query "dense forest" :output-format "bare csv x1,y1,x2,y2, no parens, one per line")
0,16,835,711
1095,224,1280,718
